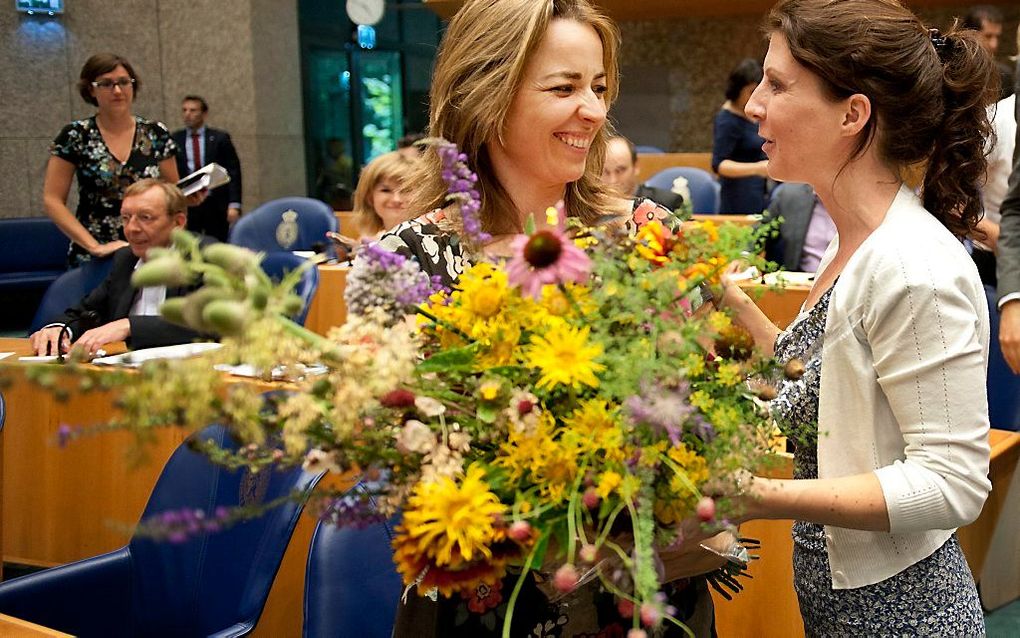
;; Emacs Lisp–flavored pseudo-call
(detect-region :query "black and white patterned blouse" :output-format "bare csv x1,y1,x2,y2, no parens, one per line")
50,116,177,267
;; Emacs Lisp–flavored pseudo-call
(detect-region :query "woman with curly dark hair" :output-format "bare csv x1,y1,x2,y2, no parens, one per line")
714,0,998,634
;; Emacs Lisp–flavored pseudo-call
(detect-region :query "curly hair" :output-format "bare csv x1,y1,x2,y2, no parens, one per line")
766,0,998,236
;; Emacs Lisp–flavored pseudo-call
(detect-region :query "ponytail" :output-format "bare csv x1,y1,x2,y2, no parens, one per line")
922,24,998,237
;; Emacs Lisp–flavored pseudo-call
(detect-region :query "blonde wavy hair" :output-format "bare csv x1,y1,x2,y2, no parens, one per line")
408,0,623,235
353,151,416,234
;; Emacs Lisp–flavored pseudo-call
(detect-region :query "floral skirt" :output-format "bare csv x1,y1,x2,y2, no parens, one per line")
793,524,983,637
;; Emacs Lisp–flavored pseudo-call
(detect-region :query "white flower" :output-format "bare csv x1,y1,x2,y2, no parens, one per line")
448,430,471,453
671,176,692,206
302,449,342,474
414,396,446,418
396,419,436,454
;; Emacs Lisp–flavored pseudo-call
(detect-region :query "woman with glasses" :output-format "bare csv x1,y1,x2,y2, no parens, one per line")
43,53,180,267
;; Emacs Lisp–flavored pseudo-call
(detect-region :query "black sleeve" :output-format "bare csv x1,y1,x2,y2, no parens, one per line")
127,316,207,349
219,132,243,205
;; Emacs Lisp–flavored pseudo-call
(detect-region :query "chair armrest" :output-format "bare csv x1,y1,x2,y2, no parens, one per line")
0,547,134,636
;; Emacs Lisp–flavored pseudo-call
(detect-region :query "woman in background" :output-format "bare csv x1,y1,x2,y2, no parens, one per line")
717,0,995,634
712,58,770,214
44,53,179,267
352,151,416,238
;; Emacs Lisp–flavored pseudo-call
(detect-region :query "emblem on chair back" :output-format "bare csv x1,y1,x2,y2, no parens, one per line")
275,210,300,249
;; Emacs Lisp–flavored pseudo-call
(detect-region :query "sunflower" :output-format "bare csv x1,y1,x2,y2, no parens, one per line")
525,324,605,391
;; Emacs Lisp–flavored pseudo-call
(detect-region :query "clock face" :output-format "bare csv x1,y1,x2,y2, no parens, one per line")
347,0,385,26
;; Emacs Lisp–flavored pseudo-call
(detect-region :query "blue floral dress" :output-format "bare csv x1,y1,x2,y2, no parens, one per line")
50,116,177,266
771,286,985,637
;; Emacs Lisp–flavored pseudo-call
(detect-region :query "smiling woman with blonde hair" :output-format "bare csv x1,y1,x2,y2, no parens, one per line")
352,151,416,236
379,0,724,635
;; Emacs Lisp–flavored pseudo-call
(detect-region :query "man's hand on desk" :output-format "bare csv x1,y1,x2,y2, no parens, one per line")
29,325,71,356
1001,300,1020,374
75,318,130,356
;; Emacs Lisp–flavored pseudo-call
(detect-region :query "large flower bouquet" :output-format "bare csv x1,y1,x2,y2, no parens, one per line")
34,143,784,637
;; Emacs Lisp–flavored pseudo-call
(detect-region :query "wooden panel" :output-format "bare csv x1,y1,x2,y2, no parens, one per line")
957,429,1020,579
334,211,361,239
0,614,72,637
305,265,349,336
638,152,714,179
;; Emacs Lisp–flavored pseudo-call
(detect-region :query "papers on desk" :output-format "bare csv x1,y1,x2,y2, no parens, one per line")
761,271,815,287
92,342,223,367
214,362,328,380
176,163,231,197
0,352,14,360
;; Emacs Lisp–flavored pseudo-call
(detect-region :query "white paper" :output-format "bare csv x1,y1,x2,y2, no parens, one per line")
18,355,60,362
176,163,231,197
0,352,14,360
92,342,223,367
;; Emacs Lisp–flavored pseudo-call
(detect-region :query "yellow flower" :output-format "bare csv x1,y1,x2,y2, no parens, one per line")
707,311,731,332
689,389,715,412
479,380,501,401
683,353,706,378
396,464,506,568
597,470,622,499
561,400,621,455
716,362,742,387
458,263,509,320
525,324,605,391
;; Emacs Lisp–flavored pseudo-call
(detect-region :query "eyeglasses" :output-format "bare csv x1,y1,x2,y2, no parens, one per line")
120,212,164,226
91,78,135,91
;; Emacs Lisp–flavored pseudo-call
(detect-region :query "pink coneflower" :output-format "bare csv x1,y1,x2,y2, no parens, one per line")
506,205,591,299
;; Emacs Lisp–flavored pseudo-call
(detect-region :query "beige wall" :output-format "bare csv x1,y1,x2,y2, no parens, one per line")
615,4,1020,151
0,0,305,220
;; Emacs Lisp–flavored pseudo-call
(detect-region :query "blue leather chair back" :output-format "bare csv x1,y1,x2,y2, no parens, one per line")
0,390,5,432
0,217,69,292
127,424,323,637
228,197,337,254
644,167,721,214
28,257,114,333
303,486,403,638
986,285,1020,431
259,253,320,326
635,145,665,154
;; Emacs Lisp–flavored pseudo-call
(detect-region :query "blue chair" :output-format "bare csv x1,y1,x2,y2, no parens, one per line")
986,285,1020,431
303,484,403,638
28,257,114,333
259,253,320,327
644,167,721,214
635,145,665,154
228,197,338,255
0,390,5,432
0,424,324,637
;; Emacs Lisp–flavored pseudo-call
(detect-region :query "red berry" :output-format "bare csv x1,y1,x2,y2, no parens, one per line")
696,496,716,522
582,487,600,510
552,564,579,593
508,520,533,543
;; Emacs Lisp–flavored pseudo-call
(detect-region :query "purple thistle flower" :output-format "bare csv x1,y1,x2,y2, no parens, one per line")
346,242,440,325
624,381,694,447
434,139,491,245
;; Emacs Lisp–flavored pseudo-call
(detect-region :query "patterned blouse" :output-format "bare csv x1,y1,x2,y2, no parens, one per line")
50,116,177,266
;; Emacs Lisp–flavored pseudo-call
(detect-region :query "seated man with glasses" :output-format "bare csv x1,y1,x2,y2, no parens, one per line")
29,179,213,356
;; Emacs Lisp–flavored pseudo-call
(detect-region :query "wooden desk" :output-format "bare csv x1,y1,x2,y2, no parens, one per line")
691,213,759,227
0,339,339,637
305,264,349,336
740,278,812,330
0,614,72,637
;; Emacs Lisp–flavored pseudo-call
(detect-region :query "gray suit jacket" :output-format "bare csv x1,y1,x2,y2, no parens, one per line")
761,182,815,271
997,97,1020,301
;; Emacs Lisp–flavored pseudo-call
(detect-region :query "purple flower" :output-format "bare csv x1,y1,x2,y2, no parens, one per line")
56,424,73,448
346,242,439,325
624,381,693,447
435,139,491,245
316,494,386,529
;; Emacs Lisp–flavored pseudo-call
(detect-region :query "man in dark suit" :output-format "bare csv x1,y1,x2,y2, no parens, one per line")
997,91,1020,374
603,135,685,212
29,179,209,356
173,95,243,241
760,182,835,273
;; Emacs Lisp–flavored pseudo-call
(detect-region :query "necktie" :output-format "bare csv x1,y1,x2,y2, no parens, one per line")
191,133,202,172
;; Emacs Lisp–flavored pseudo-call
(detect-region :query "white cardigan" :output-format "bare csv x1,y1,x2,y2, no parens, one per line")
808,185,991,589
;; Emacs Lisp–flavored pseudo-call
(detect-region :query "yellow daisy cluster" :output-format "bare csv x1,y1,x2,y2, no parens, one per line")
654,443,710,525
524,323,606,391
422,263,586,368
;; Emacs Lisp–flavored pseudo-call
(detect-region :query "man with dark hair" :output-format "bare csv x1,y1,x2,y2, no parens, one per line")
602,135,685,212
963,5,1013,99
29,180,211,356
173,95,243,241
